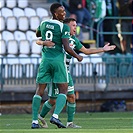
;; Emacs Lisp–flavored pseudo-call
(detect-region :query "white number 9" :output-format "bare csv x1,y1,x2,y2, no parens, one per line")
46,30,53,41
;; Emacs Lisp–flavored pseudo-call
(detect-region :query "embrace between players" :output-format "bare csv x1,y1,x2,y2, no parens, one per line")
31,3,116,129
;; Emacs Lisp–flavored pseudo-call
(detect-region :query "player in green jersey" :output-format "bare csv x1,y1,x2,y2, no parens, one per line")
36,18,116,128
31,3,83,129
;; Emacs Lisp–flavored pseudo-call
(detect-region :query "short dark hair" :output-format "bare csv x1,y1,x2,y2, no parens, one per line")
50,3,62,15
63,18,76,24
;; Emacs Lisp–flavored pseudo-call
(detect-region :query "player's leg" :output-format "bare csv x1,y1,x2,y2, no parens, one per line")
39,83,58,128
66,73,81,128
38,98,56,128
50,59,68,128
32,60,51,129
50,83,68,128
32,84,47,128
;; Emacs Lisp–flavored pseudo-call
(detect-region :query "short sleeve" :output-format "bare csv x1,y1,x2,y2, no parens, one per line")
62,24,70,39
73,36,83,50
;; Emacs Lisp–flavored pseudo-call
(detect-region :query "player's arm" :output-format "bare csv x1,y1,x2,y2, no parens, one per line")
62,24,83,62
62,38,83,62
79,43,116,55
36,29,41,37
36,39,55,47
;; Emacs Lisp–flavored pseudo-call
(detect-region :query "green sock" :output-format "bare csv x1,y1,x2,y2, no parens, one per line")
66,102,76,122
32,95,42,121
53,94,67,115
40,100,53,118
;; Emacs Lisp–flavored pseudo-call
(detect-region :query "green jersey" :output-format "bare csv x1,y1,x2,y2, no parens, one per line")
37,19,70,59
66,35,83,62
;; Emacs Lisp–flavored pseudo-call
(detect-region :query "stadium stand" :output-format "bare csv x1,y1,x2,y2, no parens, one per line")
0,40,6,56
24,7,36,18
19,40,30,56
1,7,13,18
26,30,37,43
6,0,17,9
18,16,29,32
36,7,49,19
13,7,25,18
0,16,5,31
29,16,40,31
17,0,28,9
14,31,26,43
2,31,14,43
6,16,17,32
7,40,18,56
0,0,5,9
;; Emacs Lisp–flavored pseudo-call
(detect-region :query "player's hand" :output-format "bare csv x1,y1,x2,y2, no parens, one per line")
103,43,116,51
36,39,44,45
77,55,83,62
36,40,55,47
44,40,55,47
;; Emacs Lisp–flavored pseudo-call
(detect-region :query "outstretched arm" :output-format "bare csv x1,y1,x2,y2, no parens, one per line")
62,38,83,62
79,43,116,55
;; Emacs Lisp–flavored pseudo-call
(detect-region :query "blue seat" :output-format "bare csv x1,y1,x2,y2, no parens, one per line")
102,53,117,77
125,53,133,77
116,53,132,77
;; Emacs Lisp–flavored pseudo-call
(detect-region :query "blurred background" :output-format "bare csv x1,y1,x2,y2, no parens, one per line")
0,0,133,114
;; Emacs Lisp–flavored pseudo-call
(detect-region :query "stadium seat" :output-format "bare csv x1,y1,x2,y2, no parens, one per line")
18,40,33,78
5,54,20,78
0,40,6,56
19,40,30,55
89,54,105,76
7,40,18,55
41,16,51,21
1,7,13,19
26,30,37,43
2,31,14,43
30,40,42,71
18,16,29,31
14,31,26,42
31,40,42,55
105,54,117,77
5,40,19,78
29,16,40,31
17,0,28,8
6,54,19,64
36,7,49,19
24,7,36,18
13,7,25,18
125,53,133,76
115,53,126,64
6,16,17,31
0,0,5,9
6,0,17,9
19,53,33,78
0,16,5,32
72,53,92,77
125,53,132,63
0,55,7,65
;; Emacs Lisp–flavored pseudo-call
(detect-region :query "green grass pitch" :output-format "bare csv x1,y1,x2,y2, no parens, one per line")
0,112,133,133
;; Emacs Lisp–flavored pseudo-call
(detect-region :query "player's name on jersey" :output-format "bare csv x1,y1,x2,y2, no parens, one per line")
46,24,54,29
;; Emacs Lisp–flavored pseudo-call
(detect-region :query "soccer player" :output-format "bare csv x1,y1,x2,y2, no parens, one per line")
36,18,116,128
31,3,83,129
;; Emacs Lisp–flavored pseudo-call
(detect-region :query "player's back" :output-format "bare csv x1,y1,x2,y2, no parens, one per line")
38,19,70,59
